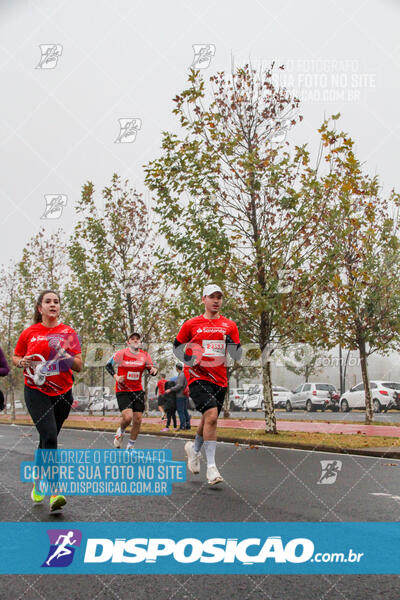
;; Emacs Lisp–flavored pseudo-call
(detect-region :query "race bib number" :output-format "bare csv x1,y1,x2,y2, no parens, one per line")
43,362,60,376
32,361,59,376
202,340,226,357
126,371,140,381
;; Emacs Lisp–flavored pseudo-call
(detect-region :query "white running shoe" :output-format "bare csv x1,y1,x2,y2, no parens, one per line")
207,465,223,486
184,441,201,474
114,427,124,448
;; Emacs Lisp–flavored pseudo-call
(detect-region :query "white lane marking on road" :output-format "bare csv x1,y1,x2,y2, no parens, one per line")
370,493,400,501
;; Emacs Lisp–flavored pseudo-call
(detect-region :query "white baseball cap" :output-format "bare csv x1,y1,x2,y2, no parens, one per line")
202,284,223,297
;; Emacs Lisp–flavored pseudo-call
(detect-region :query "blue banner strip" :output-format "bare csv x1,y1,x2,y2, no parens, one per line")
0,522,399,574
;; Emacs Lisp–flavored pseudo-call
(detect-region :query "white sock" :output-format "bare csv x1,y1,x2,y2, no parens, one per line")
193,434,204,453
203,440,216,467
127,439,135,448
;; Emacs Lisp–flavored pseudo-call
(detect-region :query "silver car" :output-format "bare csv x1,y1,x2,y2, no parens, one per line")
287,383,338,412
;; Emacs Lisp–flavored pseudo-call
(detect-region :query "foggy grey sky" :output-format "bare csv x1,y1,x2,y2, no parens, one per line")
1,0,399,265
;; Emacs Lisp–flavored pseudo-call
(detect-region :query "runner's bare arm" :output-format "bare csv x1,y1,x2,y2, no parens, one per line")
145,354,158,376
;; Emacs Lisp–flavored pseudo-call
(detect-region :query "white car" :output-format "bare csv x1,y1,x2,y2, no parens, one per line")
229,388,247,410
242,385,293,411
242,385,263,411
340,381,400,413
272,386,292,409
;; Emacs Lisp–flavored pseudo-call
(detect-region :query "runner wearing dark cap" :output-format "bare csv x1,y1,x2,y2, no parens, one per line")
106,333,157,450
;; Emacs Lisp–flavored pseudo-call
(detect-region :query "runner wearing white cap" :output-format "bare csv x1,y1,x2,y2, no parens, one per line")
173,284,241,485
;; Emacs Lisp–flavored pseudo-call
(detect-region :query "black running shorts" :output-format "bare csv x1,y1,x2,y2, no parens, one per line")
116,390,145,412
188,380,227,415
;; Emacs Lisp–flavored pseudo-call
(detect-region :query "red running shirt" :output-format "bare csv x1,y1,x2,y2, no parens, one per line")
14,322,81,396
156,379,167,396
111,348,154,392
175,315,240,388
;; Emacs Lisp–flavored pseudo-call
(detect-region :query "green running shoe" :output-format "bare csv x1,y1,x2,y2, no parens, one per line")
49,494,66,512
31,482,45,503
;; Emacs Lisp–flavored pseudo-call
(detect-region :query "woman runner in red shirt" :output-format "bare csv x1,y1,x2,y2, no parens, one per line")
13,290,82,511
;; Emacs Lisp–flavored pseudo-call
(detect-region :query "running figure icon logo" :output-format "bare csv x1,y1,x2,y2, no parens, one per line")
317,460,342,485
191,44,216,69
42,529,82,567
35,44,63,69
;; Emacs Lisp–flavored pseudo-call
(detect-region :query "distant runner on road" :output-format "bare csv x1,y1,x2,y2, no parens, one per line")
106,332,157,450
173,284,241,485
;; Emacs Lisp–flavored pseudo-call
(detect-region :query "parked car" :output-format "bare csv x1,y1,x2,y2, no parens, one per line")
287,383,339,412
241,385,293,411
340,381,400,413
272,386,292,409
229,388,247,411
72,396,90,411
242,385,263,411
88,394,118,412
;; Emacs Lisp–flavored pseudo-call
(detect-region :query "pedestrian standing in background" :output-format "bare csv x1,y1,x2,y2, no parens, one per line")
165,363,191,430
0,346,10,412
162,377,178,432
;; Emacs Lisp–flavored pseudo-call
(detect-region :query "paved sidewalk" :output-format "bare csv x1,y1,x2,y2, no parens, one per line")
2,413,400,438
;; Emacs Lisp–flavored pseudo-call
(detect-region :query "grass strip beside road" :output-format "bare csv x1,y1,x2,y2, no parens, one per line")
2,415,400,454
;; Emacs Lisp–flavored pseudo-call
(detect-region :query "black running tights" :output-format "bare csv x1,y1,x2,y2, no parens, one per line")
24,386,73,449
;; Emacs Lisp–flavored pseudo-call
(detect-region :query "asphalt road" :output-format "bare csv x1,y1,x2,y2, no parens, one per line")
1,423,400,599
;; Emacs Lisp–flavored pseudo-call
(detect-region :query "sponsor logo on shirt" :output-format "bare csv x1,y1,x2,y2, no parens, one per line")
123,361,143,366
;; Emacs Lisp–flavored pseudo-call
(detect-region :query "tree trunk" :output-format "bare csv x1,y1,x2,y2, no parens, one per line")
10,384,15,421
262,359,277,434
358,338,373,424
338,344,344,395
343,350,351,392
126,292,134,334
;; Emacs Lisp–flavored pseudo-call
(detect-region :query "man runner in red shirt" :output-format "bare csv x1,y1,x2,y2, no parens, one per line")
173,284,241,485
106,332,157,450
